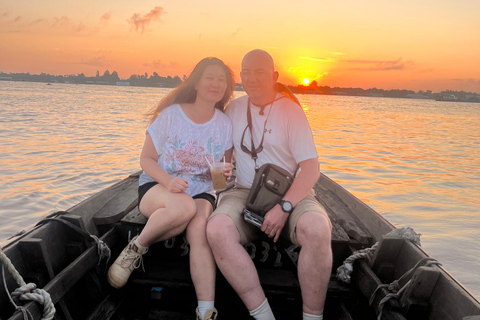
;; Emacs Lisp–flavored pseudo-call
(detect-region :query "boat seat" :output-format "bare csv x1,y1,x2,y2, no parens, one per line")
92,171,370,248
119,203,352,244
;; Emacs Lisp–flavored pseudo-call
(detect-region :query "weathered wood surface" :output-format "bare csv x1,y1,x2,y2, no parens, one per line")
370,235,480,320
68,171,142,235
93,181,138,225
352,259,407,320
121,206,146,225
86,293,125,320
3,171,480,320
8,228,118,320
317,173,394,242
314,179,372,245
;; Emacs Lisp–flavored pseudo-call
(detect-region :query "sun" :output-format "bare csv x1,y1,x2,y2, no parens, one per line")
303,78,310,85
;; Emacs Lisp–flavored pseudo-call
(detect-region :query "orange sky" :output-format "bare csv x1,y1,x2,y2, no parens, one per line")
1,0,479,93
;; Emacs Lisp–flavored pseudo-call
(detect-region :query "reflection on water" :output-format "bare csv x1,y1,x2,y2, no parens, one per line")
1,82,479,298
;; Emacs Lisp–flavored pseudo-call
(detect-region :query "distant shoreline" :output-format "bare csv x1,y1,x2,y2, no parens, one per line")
1,78,479,102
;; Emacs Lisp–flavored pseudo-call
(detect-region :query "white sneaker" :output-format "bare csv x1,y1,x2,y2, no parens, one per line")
196,307,218,320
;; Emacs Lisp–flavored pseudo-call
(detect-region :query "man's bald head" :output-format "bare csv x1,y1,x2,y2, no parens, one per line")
240,49,279,105
242,49,275,72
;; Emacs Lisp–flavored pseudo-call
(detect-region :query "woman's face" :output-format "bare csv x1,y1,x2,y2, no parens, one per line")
195,64,228,104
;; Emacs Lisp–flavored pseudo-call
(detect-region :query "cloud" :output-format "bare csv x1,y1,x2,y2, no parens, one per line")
452,78,480,85
231,28,241,37
143,59,167,68
74,22,86,32
143,60,177,69
100,13,111,21
343,58,414,71
30,18,44,26
127,6,165,33
300,56,332,62
313,71,329,80
51,16,71,27
13,16,21,23
49,16,88,33
74,54,106,67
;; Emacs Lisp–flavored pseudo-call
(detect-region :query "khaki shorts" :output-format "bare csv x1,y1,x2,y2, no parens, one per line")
210,187,330,246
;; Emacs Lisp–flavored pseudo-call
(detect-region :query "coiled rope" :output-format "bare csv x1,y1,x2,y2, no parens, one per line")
1,248,55,320
1,212,112,319
336,226,421,283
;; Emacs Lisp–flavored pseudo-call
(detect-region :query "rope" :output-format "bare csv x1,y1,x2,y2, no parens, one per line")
1,248,56,320
336,226,421,283
90,235,111,271
0,212,112,319
39,215,111,267
372,257,441,320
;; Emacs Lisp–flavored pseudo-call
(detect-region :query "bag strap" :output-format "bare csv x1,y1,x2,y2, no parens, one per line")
245,91,300,176
246,96,284,170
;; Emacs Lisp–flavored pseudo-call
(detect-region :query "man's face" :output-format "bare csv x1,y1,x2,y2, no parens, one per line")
240,53,277,101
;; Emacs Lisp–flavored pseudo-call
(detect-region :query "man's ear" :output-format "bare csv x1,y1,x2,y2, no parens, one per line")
273,71,279,82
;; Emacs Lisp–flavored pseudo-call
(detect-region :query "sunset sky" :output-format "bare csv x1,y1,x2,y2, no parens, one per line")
1,0,479,92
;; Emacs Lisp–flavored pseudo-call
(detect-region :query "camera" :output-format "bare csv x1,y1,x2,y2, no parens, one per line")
243,208,265,228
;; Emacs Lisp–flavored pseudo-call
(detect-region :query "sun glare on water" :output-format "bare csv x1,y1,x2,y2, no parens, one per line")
303,78,310,85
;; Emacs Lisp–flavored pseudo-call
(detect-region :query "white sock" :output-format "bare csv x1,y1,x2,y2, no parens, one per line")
134,238,148,254
303,312,323,320
249,299,275,320
198,301,215,319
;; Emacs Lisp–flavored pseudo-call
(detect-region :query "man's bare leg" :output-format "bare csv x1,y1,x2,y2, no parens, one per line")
207,214,274,318
296,211,332,316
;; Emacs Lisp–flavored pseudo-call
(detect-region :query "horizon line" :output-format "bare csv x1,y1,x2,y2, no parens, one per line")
1,70,479,96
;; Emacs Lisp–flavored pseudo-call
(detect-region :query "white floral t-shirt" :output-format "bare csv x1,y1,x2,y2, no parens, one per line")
139,104,233,196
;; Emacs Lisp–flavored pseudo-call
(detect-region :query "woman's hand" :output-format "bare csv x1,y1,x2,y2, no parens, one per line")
223,162,233,180
167,177,189,193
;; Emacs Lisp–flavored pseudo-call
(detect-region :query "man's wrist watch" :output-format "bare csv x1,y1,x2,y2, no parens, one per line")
279,200,294,214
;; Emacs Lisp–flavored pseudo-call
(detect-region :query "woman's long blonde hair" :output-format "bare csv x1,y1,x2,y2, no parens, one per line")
147,57,235,125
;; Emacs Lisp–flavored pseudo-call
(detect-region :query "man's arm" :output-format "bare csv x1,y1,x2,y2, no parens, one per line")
261,158,320,242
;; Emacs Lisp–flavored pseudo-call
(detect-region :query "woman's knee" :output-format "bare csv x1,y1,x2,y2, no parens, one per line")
186,215,207,240
169,195,197,221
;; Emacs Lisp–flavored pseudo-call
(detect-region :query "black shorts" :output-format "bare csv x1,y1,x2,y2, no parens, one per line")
138,181,216,209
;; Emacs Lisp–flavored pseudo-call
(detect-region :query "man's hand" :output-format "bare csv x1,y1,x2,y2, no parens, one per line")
167,177,189,193
261,204,289,242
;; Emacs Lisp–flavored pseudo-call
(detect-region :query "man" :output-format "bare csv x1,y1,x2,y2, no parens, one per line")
206,49,332,320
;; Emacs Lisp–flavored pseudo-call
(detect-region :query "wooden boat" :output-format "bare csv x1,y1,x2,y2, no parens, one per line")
1,171,479,320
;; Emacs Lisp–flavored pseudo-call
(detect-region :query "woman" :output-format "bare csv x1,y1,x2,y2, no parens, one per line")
107,57,234,320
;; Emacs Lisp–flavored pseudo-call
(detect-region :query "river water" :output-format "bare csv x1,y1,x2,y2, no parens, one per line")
1,81,479,299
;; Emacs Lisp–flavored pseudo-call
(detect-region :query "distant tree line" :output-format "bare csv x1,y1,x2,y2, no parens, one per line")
288,80,479,100
1,70,478,99
0,70,183,88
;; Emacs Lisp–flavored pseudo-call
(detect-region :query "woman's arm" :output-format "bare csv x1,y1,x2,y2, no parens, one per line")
140,133,188,193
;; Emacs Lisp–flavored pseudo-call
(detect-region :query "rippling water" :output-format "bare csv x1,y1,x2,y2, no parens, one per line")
1,81,479,298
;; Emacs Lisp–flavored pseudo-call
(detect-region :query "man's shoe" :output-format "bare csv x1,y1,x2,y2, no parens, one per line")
107,236,147,288
196,307,218,320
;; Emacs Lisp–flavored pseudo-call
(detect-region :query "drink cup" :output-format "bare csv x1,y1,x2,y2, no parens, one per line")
210,163,227,191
